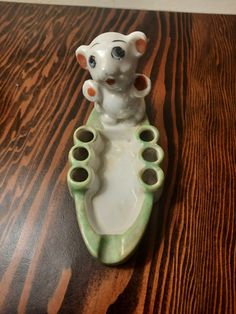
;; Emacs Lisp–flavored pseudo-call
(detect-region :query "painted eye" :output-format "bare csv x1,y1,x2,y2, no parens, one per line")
111,46,125,60
89,55,96,68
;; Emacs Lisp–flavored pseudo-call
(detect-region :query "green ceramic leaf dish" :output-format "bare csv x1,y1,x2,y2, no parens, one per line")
67,109,164,265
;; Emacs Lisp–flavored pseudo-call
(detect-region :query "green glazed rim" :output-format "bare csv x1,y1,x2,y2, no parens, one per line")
73,126,97,146
135,125,160,144
74,191,153,265
139,144,164,166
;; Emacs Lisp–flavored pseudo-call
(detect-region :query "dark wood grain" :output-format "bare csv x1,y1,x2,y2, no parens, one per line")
0,2,235,313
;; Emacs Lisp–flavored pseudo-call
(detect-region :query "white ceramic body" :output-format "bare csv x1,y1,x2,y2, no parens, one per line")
76,32,151,125
68,32,165,264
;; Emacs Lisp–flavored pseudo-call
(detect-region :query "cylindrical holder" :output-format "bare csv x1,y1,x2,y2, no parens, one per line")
68,144,99,170
139,166,164,194
73,126,104,154
135,125,160,144
139,144,164,166
67,165,95,196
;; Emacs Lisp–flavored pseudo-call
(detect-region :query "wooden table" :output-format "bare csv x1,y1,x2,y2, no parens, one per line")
0,2,235,313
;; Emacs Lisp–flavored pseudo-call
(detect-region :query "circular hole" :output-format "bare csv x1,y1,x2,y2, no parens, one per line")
76,129,94,143
73,147,89,161
71,167,89,183
139,129,155,142
142,147,158,162
141,168,158,185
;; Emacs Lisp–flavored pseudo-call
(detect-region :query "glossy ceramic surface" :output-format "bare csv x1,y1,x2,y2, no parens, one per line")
76,32,151,125
67,32,164,264
67,109,164,264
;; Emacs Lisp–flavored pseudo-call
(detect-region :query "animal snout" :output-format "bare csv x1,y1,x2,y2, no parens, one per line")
104,68,116,76
100,63,119,78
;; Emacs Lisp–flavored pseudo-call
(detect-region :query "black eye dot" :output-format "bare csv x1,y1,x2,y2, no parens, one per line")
89,55,96,68
111,46,125,60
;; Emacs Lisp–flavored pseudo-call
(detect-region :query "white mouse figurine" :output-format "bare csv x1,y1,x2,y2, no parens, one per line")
76,31,151,125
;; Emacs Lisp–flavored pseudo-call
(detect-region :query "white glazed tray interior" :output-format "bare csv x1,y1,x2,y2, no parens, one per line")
69,113,164,240
86,126,144,235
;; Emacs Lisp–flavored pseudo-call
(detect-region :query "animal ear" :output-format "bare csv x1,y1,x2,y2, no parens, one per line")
127,31,147,57
75,45,88,69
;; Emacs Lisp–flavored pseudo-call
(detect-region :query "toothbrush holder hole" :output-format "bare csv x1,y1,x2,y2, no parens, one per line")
142,147,158,162
71,167,89,183
75,127,95,143
72,146,89,161
141,168,158,186
136,126,159,144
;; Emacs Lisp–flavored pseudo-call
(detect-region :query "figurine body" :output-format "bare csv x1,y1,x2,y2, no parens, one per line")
76,32,151,125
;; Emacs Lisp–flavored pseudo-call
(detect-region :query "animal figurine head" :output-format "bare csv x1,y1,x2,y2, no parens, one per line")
76,31,147,91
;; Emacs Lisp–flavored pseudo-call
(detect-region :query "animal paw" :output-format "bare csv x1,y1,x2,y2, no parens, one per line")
82,80,102,103
132,74,151,98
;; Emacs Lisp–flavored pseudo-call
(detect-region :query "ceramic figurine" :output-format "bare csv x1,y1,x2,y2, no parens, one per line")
76,32,151,125
67,31,164,265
